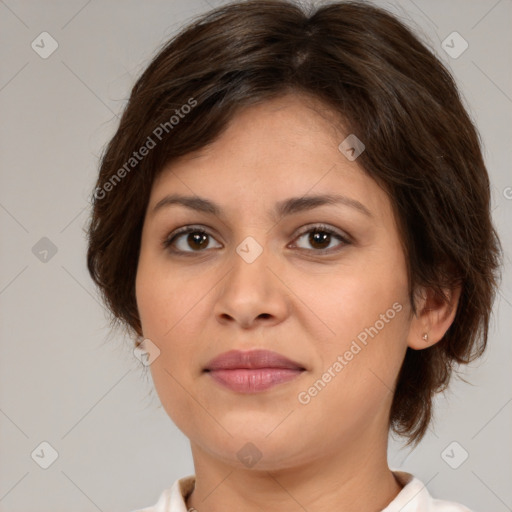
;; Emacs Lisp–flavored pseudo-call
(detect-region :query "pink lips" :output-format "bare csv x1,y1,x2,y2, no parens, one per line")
204,349,306,393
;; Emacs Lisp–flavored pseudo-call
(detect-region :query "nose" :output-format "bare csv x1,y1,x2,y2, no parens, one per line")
213,241,290,329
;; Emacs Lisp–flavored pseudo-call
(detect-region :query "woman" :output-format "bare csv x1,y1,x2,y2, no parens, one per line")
86,1,502,510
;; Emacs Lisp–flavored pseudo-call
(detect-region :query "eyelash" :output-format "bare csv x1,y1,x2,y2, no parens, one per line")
162,224,351,256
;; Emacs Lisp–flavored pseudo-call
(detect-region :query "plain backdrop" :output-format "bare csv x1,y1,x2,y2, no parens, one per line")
0,0,511,511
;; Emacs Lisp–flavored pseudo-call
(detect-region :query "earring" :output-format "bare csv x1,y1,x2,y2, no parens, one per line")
422,332,429,342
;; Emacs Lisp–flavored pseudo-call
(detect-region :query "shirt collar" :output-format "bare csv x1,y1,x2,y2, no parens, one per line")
150,470,465,512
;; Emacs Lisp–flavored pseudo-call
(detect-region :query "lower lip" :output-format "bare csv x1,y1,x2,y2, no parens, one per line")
206,368,304,393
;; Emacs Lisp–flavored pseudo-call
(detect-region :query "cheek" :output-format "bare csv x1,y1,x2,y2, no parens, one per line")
135,253,211,374
136,250,198,338
292,262,407,345
292,253,409,399
136,260,205,432
136,270,200,378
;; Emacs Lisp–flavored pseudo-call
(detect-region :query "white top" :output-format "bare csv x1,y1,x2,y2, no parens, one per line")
131,471,472,512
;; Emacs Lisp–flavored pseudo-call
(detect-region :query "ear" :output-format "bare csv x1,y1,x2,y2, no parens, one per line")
407,283,462,350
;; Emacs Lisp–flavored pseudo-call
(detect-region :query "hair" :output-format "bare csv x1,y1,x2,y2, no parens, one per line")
86,0,502,446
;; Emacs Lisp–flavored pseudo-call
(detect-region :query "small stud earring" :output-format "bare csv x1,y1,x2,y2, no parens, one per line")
422,333,429,342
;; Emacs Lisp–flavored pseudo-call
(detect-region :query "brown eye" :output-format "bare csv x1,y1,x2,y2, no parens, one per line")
292,225,350,253
163,223,351,256
163,227,221,253
308,230,331,250
184,232,209,250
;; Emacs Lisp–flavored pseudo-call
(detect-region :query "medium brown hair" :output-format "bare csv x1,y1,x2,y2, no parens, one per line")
86,0,502,446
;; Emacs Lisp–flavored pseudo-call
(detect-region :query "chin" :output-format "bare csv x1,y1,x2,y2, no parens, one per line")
197,427,313,471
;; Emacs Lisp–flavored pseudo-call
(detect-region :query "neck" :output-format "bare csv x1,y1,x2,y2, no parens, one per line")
186,432,402,512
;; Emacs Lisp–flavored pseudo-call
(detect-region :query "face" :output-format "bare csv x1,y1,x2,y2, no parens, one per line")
136,93,415,470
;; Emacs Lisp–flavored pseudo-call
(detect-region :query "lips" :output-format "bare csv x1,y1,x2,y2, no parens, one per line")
204,349,306,393
204,349,305,371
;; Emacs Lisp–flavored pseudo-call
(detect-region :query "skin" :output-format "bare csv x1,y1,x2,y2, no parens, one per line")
135,93,461,512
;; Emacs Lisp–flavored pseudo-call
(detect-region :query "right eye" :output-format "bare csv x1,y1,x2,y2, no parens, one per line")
162,226,222,255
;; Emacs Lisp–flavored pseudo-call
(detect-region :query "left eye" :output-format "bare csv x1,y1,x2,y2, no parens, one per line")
162,224,350,254
291,225,350,252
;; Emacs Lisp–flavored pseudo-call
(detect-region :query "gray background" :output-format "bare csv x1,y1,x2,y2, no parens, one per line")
0,0,511,511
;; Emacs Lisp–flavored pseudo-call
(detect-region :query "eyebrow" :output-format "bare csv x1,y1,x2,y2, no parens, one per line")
151,193,373,220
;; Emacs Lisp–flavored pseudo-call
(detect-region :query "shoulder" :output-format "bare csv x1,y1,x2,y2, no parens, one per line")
130,475,195,512
430,497,473,512
386,470,473,512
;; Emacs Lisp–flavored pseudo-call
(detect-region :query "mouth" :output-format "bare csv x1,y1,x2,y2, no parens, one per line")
203,349,306,393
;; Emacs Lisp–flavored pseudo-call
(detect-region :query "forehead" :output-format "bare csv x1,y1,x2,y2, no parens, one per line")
148,93,393,224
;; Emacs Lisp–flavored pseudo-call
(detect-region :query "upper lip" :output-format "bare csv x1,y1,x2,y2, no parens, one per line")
204,349,305,371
